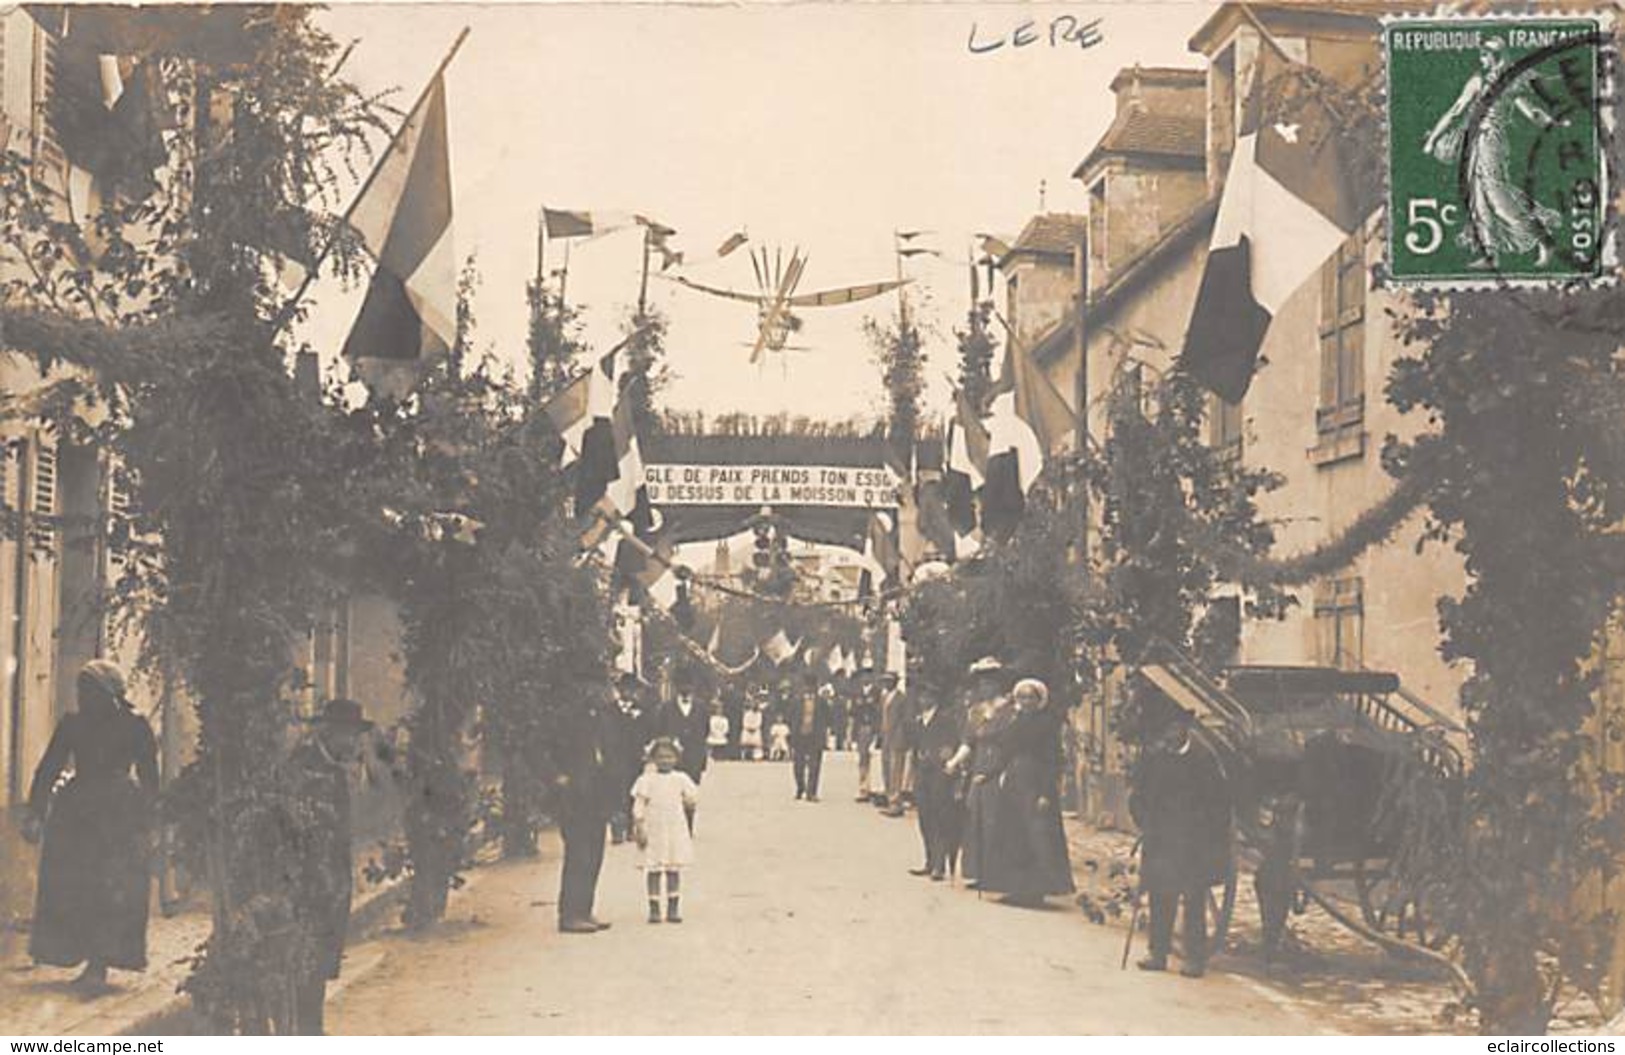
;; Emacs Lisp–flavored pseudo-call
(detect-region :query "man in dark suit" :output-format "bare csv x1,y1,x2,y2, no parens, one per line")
789,674,832,801
850,669,880,802
1130,709,1232,977
908,677,965,881
646,676,710,785
552,693,621,934
607,673,647,844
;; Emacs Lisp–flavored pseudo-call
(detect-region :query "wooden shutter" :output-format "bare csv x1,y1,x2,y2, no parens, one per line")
29,23,63,177
30,438,57,553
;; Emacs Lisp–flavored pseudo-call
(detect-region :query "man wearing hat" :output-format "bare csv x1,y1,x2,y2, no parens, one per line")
850,667,880,803
908,667,966,881
789,673,833,802
552,691,622,935
288,698,372,1035
878,670,913,817
1129,708,1232,978
646,671,710,785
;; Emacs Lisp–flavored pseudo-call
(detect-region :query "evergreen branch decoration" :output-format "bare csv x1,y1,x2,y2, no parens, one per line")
1197,471,1430,589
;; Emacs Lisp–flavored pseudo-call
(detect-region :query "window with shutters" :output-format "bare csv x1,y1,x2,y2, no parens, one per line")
1318,235,1366,426
1313,576,1363,670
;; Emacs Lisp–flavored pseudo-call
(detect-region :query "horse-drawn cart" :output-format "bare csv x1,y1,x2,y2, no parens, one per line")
1134,642,1466,958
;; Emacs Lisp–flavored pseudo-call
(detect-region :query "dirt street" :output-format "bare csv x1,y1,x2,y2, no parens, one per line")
329,754,1327,1035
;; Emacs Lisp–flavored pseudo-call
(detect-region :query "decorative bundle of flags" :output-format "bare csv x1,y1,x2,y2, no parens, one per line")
542,342,656,554
1179,36,1368,403
928,339,1076,552
543,208,747,274
860,510,901,599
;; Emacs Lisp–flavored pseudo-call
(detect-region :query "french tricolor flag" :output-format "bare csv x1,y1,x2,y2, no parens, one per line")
342,74,457,400
1180,42,1368,403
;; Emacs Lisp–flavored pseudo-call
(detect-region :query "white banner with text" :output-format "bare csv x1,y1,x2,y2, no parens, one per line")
643,463,900,508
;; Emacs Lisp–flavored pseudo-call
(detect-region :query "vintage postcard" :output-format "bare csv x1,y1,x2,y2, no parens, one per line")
1,0,1623,1040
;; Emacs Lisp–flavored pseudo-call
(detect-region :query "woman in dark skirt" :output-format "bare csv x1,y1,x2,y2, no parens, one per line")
980,678,1076,907
951,657,1016,888
24,660,158,990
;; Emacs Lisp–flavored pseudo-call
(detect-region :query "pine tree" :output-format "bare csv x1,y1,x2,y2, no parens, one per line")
865,306,927,453
954,300,998,415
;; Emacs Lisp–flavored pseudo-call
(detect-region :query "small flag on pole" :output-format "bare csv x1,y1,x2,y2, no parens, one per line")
716,231,749,258
543,208,635,240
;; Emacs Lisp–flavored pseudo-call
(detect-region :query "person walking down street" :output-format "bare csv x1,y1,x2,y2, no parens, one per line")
707,704,731,762
878,672,912,817
23,660,158,993
850,672,880,803
647,678,710,785
285,698,373,1035
952,657,1016,889
790,677,832,801
551,691,621,935
632,738,699,924
723,689,746,761
740,704,765,761
768,715,791,762
978,678,1076,907
907,672,966,881
608,673,648,845
1130,709,1233,978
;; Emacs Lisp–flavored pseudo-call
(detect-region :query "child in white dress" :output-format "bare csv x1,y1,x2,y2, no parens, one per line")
769,717,792,761
632,737,700,923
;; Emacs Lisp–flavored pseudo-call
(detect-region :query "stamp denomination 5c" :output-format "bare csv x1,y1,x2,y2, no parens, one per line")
1384,15,1613,288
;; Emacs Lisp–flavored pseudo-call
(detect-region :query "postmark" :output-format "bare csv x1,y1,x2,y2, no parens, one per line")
1383,14,1615,288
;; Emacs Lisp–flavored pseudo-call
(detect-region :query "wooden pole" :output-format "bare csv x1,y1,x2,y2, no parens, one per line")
542,206,555,292
559,239,572,307
268,26,471,339
1073,240,1089,458
637,225,652,317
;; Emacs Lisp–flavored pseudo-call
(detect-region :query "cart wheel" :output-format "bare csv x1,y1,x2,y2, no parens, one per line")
1354,858,1387,929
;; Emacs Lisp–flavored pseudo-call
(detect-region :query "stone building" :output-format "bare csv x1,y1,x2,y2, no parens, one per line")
994,3,1472,825
0,7,414,938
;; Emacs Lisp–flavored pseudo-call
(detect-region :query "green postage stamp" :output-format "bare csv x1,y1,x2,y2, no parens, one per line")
1384,15,1614,287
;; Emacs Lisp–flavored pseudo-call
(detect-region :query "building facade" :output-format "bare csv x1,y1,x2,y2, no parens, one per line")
999,4,1470,825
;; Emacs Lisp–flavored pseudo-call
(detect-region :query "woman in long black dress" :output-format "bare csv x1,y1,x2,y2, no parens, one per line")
980,678,1076,907
25,660,158,990
951,657,1016,888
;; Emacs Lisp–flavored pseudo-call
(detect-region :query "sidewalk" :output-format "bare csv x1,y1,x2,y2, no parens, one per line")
1059,816,1608,1035
0,877,409,1036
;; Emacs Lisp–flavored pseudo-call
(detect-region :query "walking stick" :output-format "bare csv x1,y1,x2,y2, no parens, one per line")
1121,837,1145,970
1121,889,1143,970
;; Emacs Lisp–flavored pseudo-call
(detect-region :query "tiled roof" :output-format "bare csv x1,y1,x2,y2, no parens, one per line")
1003,213,1087,261
1109,66,1206,93
1074,108,1206,178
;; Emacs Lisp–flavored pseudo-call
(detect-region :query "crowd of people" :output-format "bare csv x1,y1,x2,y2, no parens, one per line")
16,649,1227,1035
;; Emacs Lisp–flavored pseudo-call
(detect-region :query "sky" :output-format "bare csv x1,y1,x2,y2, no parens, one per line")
303,1,1219,422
